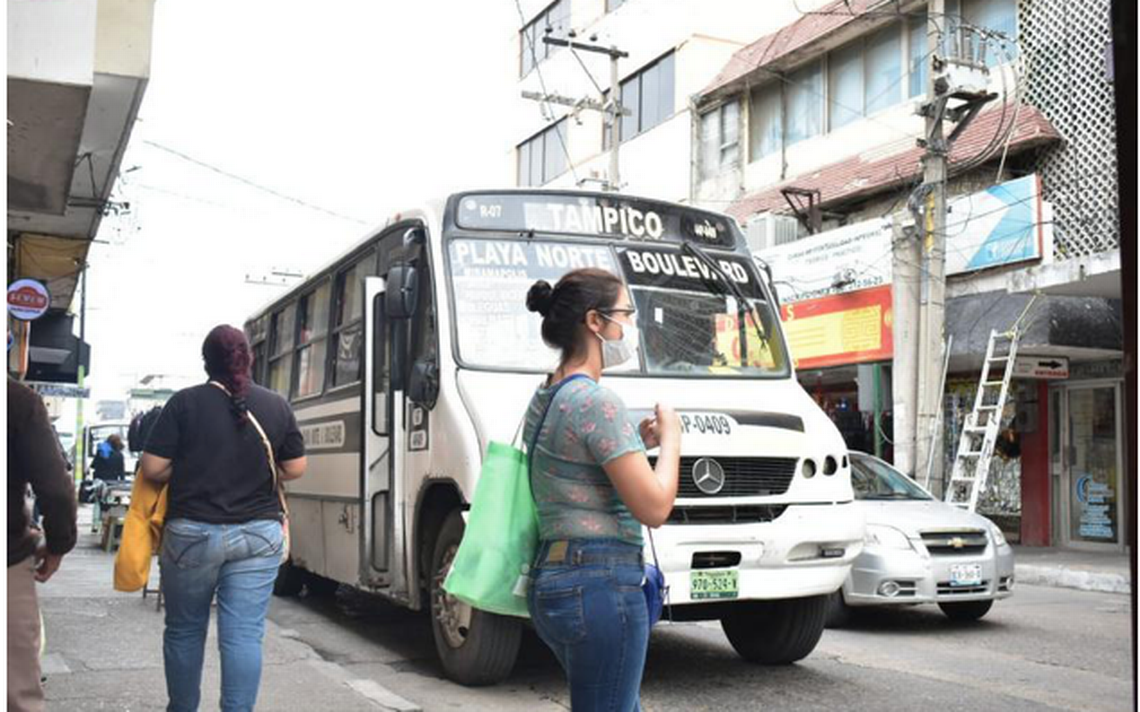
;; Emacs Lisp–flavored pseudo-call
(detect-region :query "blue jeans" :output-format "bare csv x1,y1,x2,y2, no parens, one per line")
160,518,283,712
527,538,648,712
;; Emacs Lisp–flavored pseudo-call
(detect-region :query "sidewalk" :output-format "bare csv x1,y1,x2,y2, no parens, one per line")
37,506,420,711
1012,545,1133,595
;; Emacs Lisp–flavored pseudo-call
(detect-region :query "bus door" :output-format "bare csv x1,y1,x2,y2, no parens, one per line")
361,275,396,588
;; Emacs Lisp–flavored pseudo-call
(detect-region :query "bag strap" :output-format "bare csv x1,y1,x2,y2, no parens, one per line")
209,381,289,519
527,373,591,471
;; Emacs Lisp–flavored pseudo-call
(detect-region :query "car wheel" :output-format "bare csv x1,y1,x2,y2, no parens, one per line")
938,599,994,621
824,590,853,629
720,595,828,664
272,560,306,597
429,511,522,686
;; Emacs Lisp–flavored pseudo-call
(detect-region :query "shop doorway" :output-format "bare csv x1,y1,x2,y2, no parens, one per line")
1051,382,1127,551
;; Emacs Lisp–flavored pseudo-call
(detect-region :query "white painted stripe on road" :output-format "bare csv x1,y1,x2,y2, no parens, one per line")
346,678,422,712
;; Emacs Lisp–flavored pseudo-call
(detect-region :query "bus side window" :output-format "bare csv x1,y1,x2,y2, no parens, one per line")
331,252,374,388
267,304,296,397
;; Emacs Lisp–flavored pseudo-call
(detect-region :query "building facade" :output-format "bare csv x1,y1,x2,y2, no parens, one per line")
510,0,833,200
693,0,1123,550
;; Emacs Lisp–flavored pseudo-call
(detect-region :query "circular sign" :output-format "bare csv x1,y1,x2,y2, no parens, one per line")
7,279,50,320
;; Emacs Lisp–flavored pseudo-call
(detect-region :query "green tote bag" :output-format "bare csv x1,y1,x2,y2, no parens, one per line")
443,374,587,618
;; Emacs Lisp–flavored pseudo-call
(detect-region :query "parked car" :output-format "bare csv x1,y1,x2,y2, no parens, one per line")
828,452,1015,626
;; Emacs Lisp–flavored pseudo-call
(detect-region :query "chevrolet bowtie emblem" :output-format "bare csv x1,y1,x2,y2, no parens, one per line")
692,458,726,495
950,537,965,549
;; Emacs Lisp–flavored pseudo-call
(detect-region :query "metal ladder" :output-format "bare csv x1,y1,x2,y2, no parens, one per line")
944,327,1021,511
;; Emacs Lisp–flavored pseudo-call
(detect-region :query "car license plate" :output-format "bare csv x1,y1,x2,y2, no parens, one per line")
950,564,982,587
690,570,738,600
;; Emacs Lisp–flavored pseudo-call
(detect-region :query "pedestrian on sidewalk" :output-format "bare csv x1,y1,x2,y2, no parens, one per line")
8,378,79,712
141,325,306,712
524,270,682,711
91,433,127,481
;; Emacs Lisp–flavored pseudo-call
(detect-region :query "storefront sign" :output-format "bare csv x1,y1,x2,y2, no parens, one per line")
28,381,89,399
780,285,893,369
757,174,1052,305
944,174,1050,274
7,279,51,320
1013,356,1069,379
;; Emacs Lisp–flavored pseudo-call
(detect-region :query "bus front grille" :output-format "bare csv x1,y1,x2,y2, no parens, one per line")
666,504,788,525
651,456,799,498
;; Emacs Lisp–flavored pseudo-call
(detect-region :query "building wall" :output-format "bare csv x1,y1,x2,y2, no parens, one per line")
511,0,820,199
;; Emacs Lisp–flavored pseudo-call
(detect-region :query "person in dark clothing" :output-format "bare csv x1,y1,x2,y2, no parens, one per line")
128,406,163,453
8,378,79,712
142,325,306,712
91,433,126,481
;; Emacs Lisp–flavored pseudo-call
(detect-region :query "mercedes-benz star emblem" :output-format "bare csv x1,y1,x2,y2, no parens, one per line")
691,458,726,495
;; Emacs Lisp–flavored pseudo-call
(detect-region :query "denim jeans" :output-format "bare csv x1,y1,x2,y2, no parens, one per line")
160,518,283,712
527,538,648,712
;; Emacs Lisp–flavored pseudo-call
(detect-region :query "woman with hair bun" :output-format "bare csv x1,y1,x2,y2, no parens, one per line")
523,268,682,711
141,324,307,712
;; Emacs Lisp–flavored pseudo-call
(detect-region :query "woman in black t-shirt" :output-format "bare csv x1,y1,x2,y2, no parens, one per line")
141,325,306,712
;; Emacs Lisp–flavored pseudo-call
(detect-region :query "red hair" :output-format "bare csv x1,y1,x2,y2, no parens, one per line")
202,325,253,401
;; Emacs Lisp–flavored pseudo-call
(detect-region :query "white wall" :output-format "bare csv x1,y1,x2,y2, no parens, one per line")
7,0,97,86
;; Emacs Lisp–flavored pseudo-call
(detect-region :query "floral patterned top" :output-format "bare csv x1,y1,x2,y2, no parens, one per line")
524,376,645,546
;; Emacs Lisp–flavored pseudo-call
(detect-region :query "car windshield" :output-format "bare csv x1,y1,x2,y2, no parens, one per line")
851,455,933,500
446,237,790,377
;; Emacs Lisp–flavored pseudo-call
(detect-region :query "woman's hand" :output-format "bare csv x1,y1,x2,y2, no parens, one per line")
654,403,681,448
639,416,660,450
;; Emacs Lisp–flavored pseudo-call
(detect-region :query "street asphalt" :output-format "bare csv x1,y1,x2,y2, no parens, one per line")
36,506,1135,711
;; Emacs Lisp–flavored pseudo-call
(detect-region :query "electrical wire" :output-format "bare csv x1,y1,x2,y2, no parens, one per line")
140,140,369,225
513,0,580,187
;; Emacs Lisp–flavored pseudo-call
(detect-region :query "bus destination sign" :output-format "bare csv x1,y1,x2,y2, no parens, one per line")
455,193,735,248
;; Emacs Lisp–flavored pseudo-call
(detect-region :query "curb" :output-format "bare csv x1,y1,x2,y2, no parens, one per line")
1014,564,1132,595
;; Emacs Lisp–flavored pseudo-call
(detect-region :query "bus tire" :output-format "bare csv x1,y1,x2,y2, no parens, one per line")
938,599,993,621
273,560,305,597
429,511,522,686
720,595,828,664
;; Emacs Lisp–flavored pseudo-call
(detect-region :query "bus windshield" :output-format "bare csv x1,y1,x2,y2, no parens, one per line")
446,237,790,378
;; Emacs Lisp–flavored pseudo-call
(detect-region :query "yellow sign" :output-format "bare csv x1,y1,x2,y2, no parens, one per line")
782,305,883,362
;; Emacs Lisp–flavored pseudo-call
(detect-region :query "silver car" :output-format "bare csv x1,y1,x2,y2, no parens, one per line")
828,452,1015,626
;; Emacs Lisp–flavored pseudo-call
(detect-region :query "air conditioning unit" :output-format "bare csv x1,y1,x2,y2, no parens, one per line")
745,213,800,254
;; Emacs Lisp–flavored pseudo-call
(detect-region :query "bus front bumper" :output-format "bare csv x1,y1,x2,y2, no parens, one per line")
652,502,865,606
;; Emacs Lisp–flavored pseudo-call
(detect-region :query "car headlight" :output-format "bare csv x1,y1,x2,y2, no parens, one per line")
988,523,1008,547
864,524,912,550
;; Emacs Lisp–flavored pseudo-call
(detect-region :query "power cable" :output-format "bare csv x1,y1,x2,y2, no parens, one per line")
512,0,580,187
140,140,369,225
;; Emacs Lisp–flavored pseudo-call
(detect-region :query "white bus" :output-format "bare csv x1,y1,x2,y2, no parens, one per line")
244,190,863,685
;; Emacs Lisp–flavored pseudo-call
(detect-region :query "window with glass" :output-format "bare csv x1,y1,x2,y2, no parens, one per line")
850,454,934,500
331,253,374,388
908,13,929,98
519,0,570,77
268,304,296,397
518,119,568,187
785,60,823,145
962,0,1018,65
749,85,782,161
446,237,789,378
294,281,331,399
606,52,675,146
699,100,740,179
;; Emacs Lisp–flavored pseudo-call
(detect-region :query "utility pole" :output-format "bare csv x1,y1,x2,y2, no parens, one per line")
891,212,921,476
521,35,629,191
74,261,87,483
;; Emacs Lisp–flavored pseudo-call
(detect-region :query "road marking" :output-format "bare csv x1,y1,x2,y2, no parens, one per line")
346,679,422,712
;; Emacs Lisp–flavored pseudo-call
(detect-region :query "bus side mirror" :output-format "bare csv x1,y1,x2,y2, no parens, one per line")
385,265,418,320
408,359,439,408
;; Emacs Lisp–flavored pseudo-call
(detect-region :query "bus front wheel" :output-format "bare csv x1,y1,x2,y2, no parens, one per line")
720,595,828,664
429,511,522,686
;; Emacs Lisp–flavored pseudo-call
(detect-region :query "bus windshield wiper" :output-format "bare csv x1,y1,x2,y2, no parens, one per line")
680,242,771,359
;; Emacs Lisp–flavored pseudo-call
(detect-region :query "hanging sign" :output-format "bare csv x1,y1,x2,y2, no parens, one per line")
7,279,51,321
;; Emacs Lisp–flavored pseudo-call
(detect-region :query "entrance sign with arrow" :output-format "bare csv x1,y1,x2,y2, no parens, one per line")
1013,355,1069,379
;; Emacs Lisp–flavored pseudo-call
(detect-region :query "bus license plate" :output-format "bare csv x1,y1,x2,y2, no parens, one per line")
950,564,982,587
690,570,739,600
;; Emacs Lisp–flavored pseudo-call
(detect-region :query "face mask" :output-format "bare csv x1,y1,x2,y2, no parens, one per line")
597,314,640,369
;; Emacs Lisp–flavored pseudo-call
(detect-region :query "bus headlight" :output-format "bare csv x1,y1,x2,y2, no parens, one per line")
865,524,912,550
801,458,817,478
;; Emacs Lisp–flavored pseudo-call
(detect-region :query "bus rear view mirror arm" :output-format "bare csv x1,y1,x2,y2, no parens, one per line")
386,264,419,320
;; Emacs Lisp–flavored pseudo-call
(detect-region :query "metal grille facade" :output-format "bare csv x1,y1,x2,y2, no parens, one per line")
1019,0,1119,258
